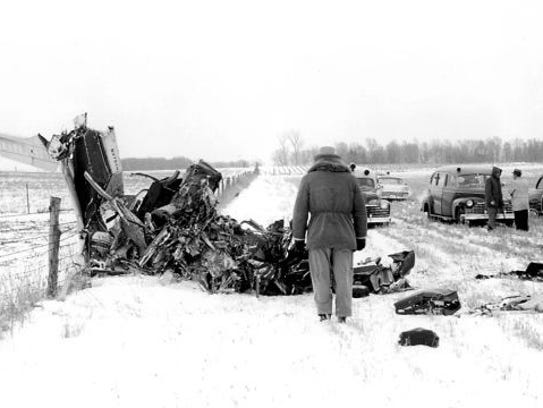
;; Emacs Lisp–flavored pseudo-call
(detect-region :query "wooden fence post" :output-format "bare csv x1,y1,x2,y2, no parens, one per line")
25,183,30,214
47,196,61,298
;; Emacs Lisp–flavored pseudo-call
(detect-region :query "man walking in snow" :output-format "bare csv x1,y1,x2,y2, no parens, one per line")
292,146,367,323
509,168,529,231
485,166,504,231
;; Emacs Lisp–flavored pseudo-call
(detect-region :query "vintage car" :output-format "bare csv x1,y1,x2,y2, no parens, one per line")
354,173,391,225
421,165,515,226
377,176,410,200
529,175,543,215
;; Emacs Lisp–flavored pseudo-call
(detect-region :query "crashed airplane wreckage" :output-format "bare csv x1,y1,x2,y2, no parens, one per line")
40,115,416,296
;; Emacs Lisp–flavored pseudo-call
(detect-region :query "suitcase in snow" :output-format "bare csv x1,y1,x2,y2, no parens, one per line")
399,328,439,347
394,288,461,315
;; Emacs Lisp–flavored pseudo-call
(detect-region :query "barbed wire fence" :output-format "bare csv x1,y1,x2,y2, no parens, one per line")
0,197,80,332
0,168,261,333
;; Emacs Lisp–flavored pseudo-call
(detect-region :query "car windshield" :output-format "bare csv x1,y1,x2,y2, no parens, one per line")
379,177,402,185
455,174,490,187
356,178,375,188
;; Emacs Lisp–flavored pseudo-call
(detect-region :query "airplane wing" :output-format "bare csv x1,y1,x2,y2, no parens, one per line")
0,133,58,171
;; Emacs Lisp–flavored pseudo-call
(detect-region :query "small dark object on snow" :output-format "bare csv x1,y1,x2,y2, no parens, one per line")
476,262,543,281
352,285,370,298
399,328,439,347
394,288,461,315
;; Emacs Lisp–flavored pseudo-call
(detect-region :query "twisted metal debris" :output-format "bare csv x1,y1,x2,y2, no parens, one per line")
41,116,413,296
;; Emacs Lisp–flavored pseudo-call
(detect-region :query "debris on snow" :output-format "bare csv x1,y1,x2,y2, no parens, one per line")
352,250,415,296
41,116,415,297
473,295,543,315
475,262,543,282
394,288,461,316
398,328,440,348
40,117,311,295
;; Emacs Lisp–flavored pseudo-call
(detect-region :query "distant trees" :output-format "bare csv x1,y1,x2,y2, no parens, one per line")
272,134,290,166
122,157,253,171
122,156,193,171
271,135,543,166
286,130,303,165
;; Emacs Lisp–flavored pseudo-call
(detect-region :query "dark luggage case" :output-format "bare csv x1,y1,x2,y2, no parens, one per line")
353,284,370,298
394,288,461,315
399,328,439,347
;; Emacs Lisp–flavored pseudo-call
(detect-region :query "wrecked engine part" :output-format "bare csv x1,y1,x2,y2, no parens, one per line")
40,114,123,237
398,328,440,348
475,262,543,282
394,288,461,316
352,250,415,296
134,170,182,220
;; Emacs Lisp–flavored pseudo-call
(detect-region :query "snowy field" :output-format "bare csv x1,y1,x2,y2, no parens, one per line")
0,168,251,214
1,170,543,407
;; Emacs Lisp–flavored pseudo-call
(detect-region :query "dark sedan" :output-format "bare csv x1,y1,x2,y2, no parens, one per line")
529,175,543,215
421,165,514,226
354,174,391,225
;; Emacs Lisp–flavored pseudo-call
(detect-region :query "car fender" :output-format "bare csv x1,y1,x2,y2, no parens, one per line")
452,196,481,219
421,191,432,212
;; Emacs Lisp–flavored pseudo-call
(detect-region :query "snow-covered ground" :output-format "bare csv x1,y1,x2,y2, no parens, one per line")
1,174,543,407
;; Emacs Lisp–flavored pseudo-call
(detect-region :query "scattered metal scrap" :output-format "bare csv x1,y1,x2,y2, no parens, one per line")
352,251,414,297
475,262,543,282
40,115,415,296
472,295,543,315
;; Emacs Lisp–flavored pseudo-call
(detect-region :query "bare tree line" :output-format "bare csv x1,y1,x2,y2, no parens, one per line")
272,135,543,165
122,157,253,171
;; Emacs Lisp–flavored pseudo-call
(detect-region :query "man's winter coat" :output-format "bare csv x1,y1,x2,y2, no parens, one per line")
485,166,504,209
292,154,367,250
509,177,529,211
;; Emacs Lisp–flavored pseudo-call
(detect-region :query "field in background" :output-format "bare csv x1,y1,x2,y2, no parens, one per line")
0,167,252,214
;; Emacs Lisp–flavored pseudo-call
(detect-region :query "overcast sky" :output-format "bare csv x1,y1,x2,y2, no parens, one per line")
0,0,542,162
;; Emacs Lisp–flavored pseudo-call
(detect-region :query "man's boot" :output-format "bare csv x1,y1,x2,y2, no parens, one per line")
319,314,331,322
337,316,347,323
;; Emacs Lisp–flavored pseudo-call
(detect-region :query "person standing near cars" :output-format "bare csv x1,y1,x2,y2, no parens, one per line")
292,146,367,323
485,166,504,230
509,168,529,231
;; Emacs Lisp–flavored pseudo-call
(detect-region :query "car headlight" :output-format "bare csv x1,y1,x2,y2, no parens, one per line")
466,199,474,208
380,200,389,209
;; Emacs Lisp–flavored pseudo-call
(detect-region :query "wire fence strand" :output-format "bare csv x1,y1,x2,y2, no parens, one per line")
0,208,74,220
0,231,79,261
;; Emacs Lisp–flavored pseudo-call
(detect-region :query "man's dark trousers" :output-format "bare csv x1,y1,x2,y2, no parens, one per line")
514,209,529,231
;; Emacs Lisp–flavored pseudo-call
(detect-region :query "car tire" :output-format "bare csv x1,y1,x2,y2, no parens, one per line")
455,207,464,224
424,203,434,220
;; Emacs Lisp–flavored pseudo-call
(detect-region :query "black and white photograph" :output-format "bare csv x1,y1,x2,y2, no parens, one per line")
1,1,543,407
